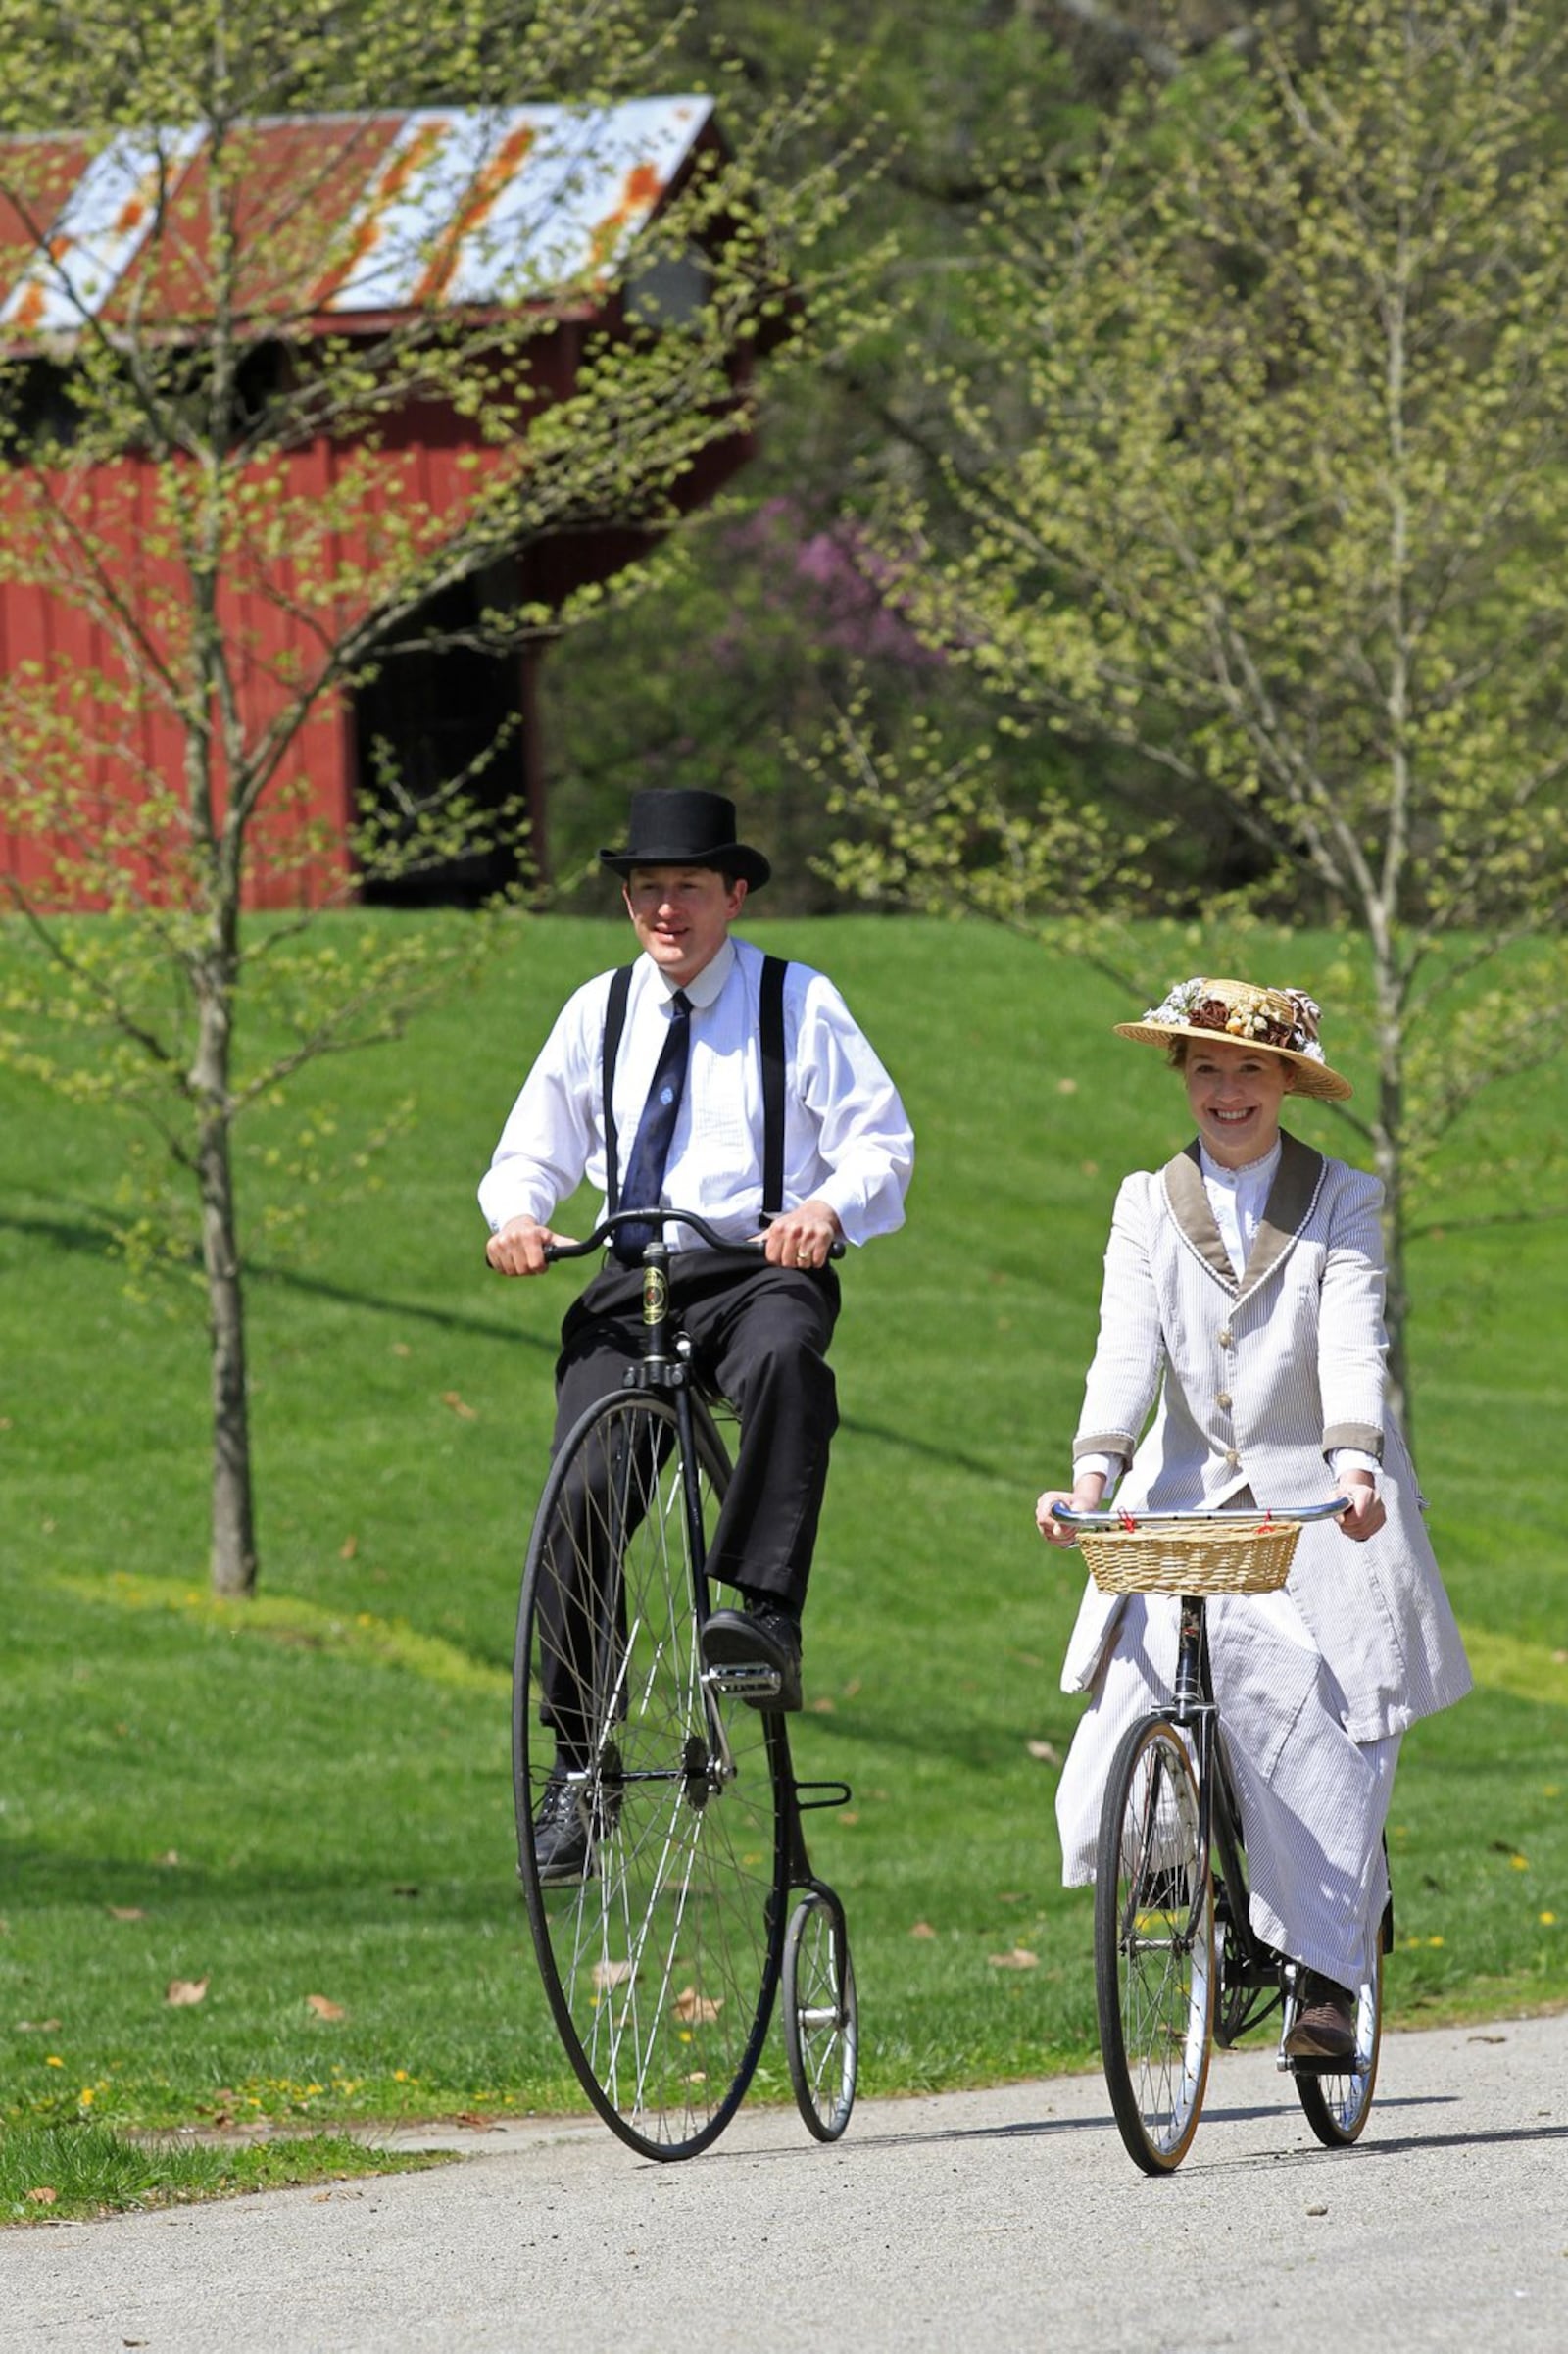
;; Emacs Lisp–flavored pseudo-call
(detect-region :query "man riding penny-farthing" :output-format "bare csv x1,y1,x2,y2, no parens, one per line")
481,789,914,2156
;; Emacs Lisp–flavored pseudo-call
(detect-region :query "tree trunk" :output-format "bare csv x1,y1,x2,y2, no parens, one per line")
200,1101,257,1595
1380,1169,1411,1451
194,953,257,1595
1373,1019,1411,1450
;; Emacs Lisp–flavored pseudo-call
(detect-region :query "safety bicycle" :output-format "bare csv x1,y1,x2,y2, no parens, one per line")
512,1207,858,2160
1052,1498,1392,2175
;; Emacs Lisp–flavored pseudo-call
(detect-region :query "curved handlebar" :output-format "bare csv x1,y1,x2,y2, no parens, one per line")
1050,1498,1351,1530
542,1208,848,1266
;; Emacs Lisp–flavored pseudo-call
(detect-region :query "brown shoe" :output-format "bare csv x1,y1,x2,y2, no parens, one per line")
1285,1973,1356,2062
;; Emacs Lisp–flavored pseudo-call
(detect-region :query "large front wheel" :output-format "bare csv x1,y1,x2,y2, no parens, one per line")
514,1389,788,2159
1095,1714,1214,2174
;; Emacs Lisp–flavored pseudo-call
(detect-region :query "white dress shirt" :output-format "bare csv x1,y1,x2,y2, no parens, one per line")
479,936,913,1249
1200,1137,1282,1283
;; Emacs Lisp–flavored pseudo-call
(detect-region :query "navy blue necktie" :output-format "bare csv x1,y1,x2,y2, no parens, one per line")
613,990,693,1264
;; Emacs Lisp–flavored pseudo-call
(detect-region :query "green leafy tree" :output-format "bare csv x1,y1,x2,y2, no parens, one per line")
0,0,865,1592
530,0,1100,907
532,2,1281,907
829,0,1568,1416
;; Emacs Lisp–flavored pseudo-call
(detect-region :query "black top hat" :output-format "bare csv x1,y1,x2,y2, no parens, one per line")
599,789,770,891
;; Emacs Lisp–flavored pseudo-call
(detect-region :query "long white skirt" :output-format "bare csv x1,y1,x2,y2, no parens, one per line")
1055,1586,1398,1991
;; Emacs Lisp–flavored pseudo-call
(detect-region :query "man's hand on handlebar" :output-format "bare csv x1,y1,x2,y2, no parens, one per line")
488,1204,849,1273
759,1199,843,1272
486,1215,576,1278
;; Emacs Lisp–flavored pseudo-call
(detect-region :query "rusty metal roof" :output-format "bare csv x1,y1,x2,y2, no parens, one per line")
0,97,715,339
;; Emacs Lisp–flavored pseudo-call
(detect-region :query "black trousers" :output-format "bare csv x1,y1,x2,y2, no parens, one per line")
531,1251,839,1761
553,1248,840,1615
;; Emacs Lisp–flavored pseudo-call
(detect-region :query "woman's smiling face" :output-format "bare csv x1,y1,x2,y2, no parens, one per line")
1182,1038,1291,1167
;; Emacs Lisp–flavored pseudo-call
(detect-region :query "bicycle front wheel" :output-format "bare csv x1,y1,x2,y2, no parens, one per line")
514,1389,788,2159
1095,1714,1214,2174
1296,1952,1382,2147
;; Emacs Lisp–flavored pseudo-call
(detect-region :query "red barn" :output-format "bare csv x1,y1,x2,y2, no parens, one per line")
0,100,754,908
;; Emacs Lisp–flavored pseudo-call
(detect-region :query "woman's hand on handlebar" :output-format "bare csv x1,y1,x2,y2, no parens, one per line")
486,1215,576,1278
1335,1476,1387,1543
1037,1471,1107,1546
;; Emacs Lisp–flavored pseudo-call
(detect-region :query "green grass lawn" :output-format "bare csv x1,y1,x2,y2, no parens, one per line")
0,2124,449,2225
1,913,1564,2140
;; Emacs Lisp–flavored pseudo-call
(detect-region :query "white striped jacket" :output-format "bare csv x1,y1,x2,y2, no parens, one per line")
1060,1134,1472,1742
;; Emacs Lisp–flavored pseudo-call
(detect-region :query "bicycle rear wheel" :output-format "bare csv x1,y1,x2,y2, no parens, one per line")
1295,1952,1382,2146
1095,1714,1214,2174
514,1388,788,2159
782,1888,858,2141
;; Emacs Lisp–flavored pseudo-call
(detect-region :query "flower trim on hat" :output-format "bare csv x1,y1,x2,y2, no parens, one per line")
1141,977,1328,1064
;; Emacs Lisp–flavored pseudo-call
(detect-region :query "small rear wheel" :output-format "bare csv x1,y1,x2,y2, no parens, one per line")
1095,1714,1214,2174
1296,1952,1382,2146
782,1889,858,2141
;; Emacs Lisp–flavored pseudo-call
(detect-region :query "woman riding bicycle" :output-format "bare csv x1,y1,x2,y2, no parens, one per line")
1036,976,1470,2061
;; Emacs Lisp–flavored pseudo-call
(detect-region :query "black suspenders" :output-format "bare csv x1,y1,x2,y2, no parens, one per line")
758,952,787,1223
601,963,634,1221
603,956,789,1225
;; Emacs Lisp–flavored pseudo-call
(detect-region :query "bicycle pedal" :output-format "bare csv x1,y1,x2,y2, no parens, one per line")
703,1662,782,1697
1282,2051,1352,2077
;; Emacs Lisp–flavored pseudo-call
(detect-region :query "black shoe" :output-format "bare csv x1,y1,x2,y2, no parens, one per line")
701,1600,803,1711
1284,1971,1356,2062
531,1746,621,1887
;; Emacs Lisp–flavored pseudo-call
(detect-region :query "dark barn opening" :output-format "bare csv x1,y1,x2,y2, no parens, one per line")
352,573,530,907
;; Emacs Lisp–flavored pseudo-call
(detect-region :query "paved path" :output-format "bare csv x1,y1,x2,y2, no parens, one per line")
4,2013,1566,2352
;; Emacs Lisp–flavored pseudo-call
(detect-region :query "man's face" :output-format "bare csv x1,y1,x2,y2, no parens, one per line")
623,865,746,986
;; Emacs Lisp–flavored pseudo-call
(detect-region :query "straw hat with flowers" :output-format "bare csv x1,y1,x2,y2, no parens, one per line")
1114,976,1352,1102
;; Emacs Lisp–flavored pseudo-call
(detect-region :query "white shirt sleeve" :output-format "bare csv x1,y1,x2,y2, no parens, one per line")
789,969,913,1246
477,979,605,1233
1328,1447,1380,1493
1071,1449,1122,1496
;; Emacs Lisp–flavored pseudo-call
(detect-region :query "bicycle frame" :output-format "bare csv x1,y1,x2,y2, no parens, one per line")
513,1206,861,2153
1054,1497,1356,2060
1164,1594,1295,2045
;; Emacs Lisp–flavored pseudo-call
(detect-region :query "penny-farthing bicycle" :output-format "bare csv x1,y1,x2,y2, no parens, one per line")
513,1208,858,2160
1053,1499,1391,2175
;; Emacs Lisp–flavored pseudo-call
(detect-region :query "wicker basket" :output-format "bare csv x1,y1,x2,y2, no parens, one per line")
1077,1516,1302,1596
